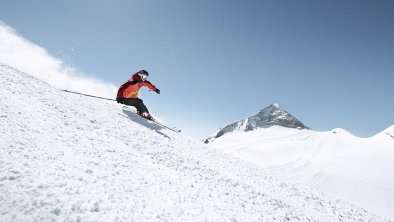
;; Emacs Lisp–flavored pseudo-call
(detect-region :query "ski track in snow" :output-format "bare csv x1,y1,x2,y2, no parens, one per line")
211,126,394,221
0,64,388,221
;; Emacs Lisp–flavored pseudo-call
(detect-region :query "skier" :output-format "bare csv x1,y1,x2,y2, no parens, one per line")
116,70,160,120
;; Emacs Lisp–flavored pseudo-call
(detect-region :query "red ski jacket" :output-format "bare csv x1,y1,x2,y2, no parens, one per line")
122,73,158,99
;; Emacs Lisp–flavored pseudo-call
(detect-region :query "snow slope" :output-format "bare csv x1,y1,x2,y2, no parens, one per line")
210,126,394,220
0,64,387,221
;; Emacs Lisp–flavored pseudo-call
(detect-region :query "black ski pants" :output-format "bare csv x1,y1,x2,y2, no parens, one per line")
123,98,149,114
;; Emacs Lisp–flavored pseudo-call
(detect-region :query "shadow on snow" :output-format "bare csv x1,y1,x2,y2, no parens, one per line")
122,107,171,139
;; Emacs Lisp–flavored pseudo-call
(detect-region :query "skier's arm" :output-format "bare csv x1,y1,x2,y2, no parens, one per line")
143,81,158,92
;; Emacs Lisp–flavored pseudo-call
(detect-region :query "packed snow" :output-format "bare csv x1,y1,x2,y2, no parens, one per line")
0,64,389,221
210,125,394,220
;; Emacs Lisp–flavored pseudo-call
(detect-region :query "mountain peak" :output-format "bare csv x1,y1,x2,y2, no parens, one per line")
269,102,281,109
205,103,309,143
257,102,284,116
251,103,309,131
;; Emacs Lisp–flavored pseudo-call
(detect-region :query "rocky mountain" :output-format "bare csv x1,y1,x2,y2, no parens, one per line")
205,103,308,143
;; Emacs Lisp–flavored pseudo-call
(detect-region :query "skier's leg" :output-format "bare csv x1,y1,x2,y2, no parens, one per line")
123,98,149,114
135,98,149,114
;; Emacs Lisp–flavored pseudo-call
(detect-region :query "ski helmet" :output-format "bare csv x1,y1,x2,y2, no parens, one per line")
137,70,149,81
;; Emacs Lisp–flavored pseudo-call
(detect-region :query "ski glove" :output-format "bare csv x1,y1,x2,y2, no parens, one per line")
155,89,160,94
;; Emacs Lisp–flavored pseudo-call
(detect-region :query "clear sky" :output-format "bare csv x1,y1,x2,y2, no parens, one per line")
1,0,393,139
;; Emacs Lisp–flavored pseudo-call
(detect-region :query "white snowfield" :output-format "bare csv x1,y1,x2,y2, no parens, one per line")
211,124,394,221
0,64,388,221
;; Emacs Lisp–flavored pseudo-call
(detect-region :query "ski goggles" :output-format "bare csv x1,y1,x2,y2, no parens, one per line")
139,74,148,81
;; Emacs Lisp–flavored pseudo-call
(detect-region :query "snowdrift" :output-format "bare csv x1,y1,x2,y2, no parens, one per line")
0,64,387,221
210,126,394,220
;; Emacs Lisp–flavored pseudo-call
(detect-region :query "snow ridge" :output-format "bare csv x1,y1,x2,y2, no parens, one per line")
0,64,386,221
383,125,394,139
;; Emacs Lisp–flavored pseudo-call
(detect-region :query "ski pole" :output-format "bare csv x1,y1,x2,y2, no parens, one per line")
62,90,116,101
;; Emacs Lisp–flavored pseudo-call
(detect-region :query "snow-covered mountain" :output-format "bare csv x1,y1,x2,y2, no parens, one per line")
210,124,394,220
375,125,394,140
0,63,388,221
205,103,308,143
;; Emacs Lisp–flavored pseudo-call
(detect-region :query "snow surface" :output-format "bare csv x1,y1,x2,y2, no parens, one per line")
210,126,394,220
0,64,388,221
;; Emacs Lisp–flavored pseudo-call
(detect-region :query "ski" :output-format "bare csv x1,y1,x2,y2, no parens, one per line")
123,106,181,133
149,118,181,133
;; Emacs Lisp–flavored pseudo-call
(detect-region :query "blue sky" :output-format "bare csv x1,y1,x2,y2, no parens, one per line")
1,0,393,139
